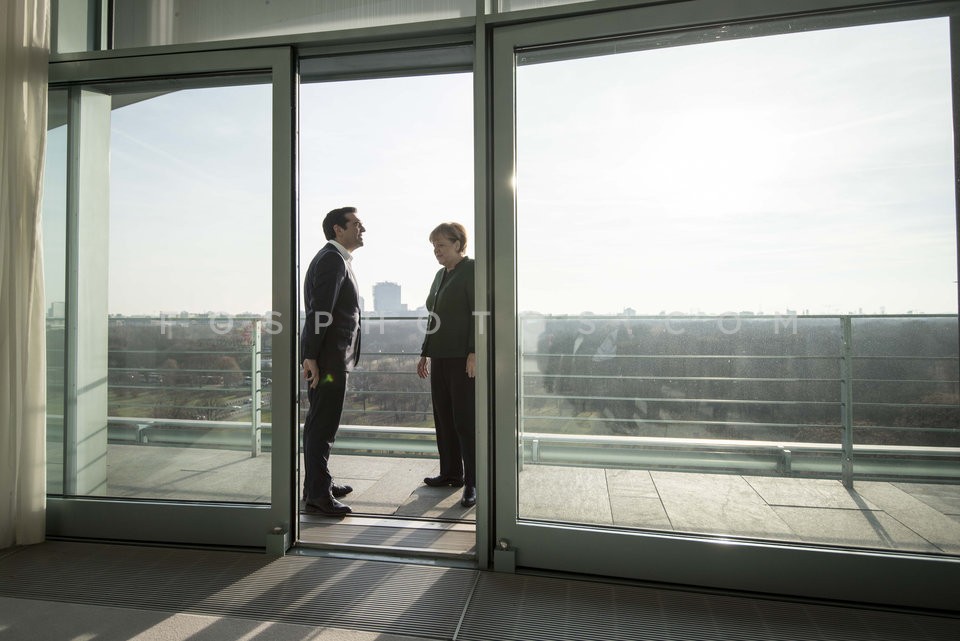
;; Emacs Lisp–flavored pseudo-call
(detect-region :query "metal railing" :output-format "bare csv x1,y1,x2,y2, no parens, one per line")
44,313,960,483
518,313,959,485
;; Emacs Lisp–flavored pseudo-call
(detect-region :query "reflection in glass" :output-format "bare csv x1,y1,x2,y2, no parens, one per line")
515,18,959,555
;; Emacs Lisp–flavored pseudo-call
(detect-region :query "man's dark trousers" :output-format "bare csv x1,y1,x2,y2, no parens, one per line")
302,370,347,502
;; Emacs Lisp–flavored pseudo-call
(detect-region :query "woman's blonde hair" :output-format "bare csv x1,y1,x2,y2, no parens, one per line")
429,222,468,254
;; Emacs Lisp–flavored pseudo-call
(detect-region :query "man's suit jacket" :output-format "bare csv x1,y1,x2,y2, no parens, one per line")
301,242,361,373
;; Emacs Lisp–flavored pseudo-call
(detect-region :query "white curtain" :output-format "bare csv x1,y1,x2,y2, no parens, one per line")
0,0,51,548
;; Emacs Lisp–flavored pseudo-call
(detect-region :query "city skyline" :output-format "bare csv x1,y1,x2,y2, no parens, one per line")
48,299,949,320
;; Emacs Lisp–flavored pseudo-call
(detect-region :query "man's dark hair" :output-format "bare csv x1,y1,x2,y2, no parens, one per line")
322,206,357,241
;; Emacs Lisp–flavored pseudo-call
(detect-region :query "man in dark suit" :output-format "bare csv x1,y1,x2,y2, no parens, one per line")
301,207,365,516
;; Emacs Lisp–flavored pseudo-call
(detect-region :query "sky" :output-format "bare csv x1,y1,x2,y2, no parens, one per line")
43,74,474,317
299,74,474,314
516,17,957,316
42,16,957,318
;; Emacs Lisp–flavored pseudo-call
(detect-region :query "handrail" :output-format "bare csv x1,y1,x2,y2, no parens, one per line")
93,417,960,482
46,313,958,481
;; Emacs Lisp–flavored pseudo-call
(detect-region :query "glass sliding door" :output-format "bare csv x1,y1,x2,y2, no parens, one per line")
45,48,296,548
492,0,959,610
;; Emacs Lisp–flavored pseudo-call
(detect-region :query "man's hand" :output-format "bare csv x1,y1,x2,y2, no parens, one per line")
303,358,320,389
466,353,476,379
416,356,429,379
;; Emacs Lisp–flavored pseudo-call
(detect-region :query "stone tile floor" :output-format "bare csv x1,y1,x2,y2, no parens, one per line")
519,464,960,554
101,444,960,555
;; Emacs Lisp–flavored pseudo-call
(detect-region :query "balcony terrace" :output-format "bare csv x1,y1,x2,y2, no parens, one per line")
52,442,960,559
44,314,960,558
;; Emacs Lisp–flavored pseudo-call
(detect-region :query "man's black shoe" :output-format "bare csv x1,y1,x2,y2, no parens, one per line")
332,483,353,498
305,497,352,516
461,486,477,508
424,476,465,488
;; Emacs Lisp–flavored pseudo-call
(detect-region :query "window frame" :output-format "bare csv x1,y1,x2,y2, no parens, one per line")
490,0,960,611
46,47,297,549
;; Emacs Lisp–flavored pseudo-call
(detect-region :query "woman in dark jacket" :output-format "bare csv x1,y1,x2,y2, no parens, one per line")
416,222,477,508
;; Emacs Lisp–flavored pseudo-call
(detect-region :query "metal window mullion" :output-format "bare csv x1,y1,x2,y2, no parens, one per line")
474,0,492,570
270,47,297,551
62,86,81,495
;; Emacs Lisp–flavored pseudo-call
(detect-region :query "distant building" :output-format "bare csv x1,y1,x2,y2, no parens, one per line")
48,301,65,319
373,281,404,313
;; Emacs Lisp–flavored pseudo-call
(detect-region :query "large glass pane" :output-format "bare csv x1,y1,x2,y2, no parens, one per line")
515,18,959,555
56,78,273,503
44,89,69,494
850,316,959,468
299,73,474,523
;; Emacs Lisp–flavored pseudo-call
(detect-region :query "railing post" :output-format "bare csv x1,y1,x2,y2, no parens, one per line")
250,319,262,457
840,316,854,488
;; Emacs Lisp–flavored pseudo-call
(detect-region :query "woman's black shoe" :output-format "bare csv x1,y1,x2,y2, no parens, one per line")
461,486,477,508
424,475,464,488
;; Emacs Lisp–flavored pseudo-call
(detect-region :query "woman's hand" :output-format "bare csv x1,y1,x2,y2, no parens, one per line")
466,353,476,379
417,356,429,379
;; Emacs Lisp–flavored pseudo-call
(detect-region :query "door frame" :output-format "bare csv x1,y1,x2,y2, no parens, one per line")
46,47,297,549
290,39,486,560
